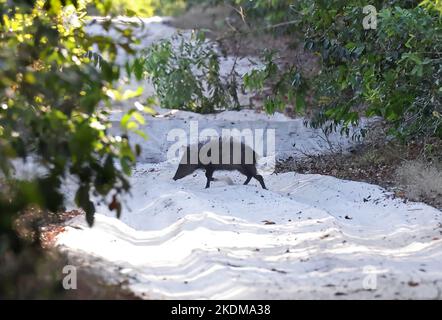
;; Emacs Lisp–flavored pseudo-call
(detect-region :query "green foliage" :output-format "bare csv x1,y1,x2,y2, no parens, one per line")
0,0,145,252
243,50,306,114
289,1,442,139
187,0,297,27
182,1,442,139
421,0,442,14
106,0,156,16
134,31,240,113
99,0,186,17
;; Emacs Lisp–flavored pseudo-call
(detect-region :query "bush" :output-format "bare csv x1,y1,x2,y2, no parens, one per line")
0,1,144,253
96,0,186,17
134,31,240,113
291,1,442,139
156,1,442,141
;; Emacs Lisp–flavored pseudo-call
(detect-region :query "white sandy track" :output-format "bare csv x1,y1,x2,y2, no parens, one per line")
113,110,368,163
55,16,442,300
57,162,442,299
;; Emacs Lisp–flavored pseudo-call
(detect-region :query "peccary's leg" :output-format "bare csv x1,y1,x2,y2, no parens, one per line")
238,166,252,185
205,168,214,188
240,165,259,186
254,174,267,190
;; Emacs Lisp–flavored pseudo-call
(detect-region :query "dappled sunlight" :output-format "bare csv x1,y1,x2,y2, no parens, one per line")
2,0,441,301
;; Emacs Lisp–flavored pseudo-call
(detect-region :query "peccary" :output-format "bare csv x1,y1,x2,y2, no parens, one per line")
173,138,267,189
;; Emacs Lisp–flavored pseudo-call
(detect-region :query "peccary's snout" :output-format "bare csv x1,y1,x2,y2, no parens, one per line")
172,168,184,180
173,163,197,181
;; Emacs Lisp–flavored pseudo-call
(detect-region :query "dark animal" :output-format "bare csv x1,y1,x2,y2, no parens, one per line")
173,138,267,189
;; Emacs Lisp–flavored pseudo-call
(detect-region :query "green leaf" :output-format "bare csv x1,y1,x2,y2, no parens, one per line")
133,129,148,140
132,111,145,125
75,185,95,227
120,157,132,176
125,9,137,17
296,93,306,112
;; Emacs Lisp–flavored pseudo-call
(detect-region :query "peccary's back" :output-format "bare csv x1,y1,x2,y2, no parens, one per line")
182,138,258,170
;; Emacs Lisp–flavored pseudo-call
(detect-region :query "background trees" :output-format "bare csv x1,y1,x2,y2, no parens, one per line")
139,0,441,139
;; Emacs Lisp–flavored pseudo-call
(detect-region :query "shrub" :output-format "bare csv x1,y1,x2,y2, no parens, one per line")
99,0,186,17
291,1,442,139
0,1,145,249
134,31,240,113
154,1,442,141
